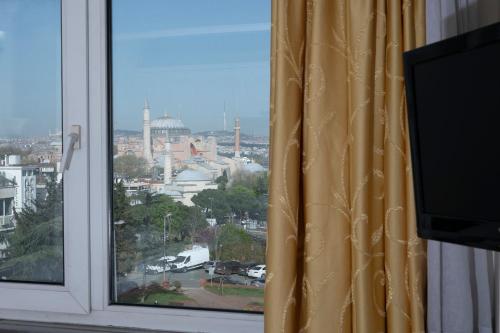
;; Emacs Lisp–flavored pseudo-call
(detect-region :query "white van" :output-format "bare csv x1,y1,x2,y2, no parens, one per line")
146,256,176,274
170,245,210,272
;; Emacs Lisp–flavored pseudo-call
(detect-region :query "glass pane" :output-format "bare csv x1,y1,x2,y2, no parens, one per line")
0,0,63,284
111,0,270,312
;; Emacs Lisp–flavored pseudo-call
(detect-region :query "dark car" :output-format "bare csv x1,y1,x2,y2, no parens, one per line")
215,260,241,275
250,277,265,288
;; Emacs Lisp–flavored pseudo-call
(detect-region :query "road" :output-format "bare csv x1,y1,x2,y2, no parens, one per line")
120,267,254,289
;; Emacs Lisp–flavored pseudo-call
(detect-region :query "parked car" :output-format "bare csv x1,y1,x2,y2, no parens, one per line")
250,277,266,288
215,260,241,275
170,245,210,272
238,262,257,276
248,264,266,279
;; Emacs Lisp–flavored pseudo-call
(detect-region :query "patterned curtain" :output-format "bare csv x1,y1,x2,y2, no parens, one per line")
265,1,426,332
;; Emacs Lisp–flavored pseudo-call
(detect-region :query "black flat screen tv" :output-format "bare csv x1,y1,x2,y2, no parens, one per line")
404,22,500,251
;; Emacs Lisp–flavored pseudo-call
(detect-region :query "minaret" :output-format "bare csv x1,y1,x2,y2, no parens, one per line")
223,102,227,132
143,99,153,164
234,117,241,158
164,131,172,185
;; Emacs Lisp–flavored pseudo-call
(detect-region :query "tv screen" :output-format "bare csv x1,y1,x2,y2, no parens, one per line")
404,22,500,250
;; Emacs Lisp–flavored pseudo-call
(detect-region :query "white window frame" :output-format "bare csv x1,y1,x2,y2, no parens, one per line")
0,1,264,332
0,0,90,315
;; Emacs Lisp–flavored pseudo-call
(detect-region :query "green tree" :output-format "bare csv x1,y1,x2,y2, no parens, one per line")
253,173,268,197
231,171,268,197
217,224,264,263
0,177,63,283
112,181,137,274
191,189,230,224
167,203,207,242
226,185,260,220
114,155,148,179
215,170,228,190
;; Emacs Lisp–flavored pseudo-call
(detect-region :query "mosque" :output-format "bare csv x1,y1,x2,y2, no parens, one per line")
116,100,266,206
138,99,265,206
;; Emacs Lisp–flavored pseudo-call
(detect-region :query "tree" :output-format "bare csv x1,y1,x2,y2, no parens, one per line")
191,189,230,224
253,173,268,197
113,181,137,274
231,171,268,197
167,203,207,242
0,177,63,283
114,155,148,179
226,185,260,220
215,170,228,190
217,224,264,263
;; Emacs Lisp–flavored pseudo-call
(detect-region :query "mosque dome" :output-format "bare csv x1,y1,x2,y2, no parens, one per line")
150,115,191,138
151,115,187,130
175,169,212,182
243,162,266,173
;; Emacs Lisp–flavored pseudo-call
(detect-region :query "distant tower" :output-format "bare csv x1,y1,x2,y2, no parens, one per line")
143,99,153,164
234,117,241,158
223,102,227,132
164,131,172,185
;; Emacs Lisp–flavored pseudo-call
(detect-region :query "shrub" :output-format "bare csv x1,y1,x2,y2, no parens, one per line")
173,280,182,292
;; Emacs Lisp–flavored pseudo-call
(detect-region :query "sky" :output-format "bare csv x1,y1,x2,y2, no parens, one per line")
0,0,62,138
0,0,271,138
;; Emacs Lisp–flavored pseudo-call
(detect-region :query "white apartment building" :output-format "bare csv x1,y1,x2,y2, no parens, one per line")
0,165,37,212
0,175,15,231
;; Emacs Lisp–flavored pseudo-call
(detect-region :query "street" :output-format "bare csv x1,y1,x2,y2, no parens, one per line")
120,267,255,289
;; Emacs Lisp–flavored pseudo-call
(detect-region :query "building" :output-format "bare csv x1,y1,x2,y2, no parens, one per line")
0,174,15,231
143,100,190,150
0,164,37,212
158,169,218,206
150,114,190,139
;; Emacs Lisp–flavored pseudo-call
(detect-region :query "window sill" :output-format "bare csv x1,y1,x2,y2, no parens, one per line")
0,320,179,333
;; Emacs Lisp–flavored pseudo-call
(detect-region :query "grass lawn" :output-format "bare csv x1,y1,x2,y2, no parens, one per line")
144,291,192,305
119,289,192,306
205,285,264,298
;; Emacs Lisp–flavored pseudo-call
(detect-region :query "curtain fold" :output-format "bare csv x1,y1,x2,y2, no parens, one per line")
265,1,426,332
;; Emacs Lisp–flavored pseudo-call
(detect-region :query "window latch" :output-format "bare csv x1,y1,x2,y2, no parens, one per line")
61,125,81,172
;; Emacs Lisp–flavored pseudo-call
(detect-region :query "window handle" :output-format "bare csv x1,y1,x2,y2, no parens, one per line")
61,125,81,172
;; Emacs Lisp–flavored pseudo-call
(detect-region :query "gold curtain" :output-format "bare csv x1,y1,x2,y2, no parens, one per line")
265,1,426,332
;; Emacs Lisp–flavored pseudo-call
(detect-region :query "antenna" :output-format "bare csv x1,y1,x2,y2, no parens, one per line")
223,101,227,132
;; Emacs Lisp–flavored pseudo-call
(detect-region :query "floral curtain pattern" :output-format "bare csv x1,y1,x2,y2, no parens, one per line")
265,1,426,332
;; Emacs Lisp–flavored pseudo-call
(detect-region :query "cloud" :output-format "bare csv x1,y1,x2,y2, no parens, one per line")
116,23,270,41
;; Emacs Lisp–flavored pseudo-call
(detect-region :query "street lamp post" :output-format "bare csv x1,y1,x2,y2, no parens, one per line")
113,220,126,303
163,213,172,285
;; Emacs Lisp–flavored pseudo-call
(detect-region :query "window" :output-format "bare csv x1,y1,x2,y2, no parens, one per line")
0,0,90,315
0,0,64,284
110,0,270,313
0,1,266,331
